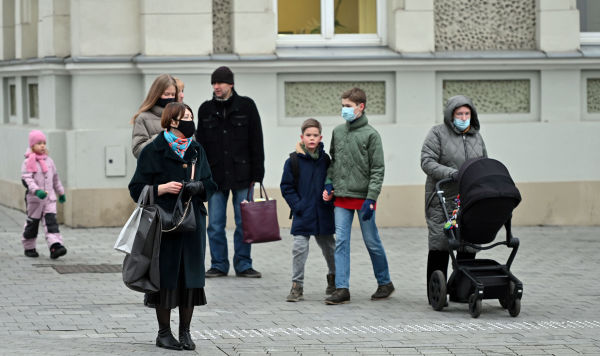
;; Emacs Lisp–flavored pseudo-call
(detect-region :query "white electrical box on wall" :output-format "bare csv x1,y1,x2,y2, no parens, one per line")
105,145,126,177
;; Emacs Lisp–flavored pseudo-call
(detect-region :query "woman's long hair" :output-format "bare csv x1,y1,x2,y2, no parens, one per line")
130,74,179,124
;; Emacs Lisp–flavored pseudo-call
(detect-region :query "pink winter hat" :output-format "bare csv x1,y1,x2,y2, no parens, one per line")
29,130,47,147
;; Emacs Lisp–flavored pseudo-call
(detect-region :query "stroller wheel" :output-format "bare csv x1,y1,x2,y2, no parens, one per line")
508,298,521,317
468,293,482,318
500,280,515,309
505,281,521,316
507,281,521,317
428,270,447,311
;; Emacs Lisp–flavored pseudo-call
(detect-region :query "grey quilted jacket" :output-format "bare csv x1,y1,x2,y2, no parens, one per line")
132,105,164,158
421,95,487,250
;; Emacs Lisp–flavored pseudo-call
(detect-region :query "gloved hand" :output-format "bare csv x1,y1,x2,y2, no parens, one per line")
58,194,66,203
184,181,204,196
451,171,459,182
324,184,333,195
360,199,376,221
35,190,47,199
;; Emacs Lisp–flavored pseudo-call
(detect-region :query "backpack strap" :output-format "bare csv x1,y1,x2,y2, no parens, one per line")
289,152,299,219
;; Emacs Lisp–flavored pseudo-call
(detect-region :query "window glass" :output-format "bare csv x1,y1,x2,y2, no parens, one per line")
9,84,16,116
28,83,38,119
578,0,600,32
278,0,321,35
334,0,376,34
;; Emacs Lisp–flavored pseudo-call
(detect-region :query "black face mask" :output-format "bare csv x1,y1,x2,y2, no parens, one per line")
173,120,196,138
156,97,175,108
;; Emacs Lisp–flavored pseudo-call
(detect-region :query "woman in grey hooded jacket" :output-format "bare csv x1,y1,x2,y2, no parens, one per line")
420,95,487,303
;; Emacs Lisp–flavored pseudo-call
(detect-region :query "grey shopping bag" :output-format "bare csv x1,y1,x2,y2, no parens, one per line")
122,185,161,293
114,186,149,254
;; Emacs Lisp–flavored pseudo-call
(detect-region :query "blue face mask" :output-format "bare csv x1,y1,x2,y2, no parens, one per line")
341,107,357,122
453,118,470,131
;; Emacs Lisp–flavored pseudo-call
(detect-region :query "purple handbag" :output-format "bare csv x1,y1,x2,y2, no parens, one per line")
241,183,282,244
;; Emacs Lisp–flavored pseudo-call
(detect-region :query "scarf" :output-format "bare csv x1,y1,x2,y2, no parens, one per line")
164,130,191,159
25,148,48,173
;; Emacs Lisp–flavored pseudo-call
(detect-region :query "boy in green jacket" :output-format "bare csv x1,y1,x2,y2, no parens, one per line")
322,87,394,305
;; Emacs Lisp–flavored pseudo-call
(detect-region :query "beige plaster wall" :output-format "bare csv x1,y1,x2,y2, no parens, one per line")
2,180,599,228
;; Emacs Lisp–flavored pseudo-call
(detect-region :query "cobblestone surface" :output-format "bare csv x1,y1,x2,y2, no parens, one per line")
1,204,599,355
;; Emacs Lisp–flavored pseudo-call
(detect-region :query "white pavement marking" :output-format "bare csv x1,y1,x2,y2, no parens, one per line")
192,319,600,340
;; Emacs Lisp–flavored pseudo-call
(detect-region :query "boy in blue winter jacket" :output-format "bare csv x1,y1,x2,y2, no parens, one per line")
280,118,336,302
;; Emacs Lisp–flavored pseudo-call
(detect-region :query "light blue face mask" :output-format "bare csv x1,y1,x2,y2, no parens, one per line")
341,107,357,122
453,118,470,131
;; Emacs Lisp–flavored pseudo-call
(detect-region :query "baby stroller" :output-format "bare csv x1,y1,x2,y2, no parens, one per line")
428,157,523,318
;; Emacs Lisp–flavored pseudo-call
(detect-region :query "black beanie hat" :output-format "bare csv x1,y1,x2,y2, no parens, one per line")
211,66,234,84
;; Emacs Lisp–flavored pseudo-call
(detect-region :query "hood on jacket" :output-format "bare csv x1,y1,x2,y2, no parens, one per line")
443,95,480,132
295,141,325,157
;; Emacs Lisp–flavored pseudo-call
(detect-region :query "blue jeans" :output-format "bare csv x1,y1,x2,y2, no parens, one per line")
334,206,391,289
207,188,252,274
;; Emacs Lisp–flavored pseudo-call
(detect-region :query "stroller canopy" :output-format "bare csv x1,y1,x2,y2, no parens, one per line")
457,158,522,244
458,157,522,213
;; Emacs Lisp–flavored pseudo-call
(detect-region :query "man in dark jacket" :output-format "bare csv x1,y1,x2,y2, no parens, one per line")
195,66,265,278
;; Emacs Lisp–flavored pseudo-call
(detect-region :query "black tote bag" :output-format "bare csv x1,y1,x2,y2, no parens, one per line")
122,185,161,293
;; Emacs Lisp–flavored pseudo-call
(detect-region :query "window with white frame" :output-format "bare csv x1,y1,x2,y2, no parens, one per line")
577,0,600,45
275,0,386,46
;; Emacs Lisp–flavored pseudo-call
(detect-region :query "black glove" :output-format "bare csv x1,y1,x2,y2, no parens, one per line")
451,171,459,182
184,181,204,196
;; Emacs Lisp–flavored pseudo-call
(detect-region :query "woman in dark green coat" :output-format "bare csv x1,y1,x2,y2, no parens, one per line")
129,102,217,351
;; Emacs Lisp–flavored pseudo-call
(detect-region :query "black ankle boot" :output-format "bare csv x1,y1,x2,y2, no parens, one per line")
156,328,182,350
179,329,196,350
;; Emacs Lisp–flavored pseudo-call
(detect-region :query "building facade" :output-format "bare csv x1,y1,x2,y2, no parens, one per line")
0,0,599,227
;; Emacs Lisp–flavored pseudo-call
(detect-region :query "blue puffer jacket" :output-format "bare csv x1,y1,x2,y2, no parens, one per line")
280,142,335,236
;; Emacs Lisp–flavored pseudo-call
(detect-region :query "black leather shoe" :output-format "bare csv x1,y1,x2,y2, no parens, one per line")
179,330,196,351
205,268,227,278
156,332,182,350
236,268,262,278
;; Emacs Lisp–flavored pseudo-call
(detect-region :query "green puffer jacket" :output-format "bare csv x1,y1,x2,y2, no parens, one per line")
327,115,384,201
421,95,487,251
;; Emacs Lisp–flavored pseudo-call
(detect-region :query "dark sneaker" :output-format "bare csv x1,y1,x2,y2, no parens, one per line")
24,249,39,258
236,268,262,278
49,244,67,259
371,282,395,300
205,268,227,278
325,274,336,295
324,288,350,305
286,282,304,302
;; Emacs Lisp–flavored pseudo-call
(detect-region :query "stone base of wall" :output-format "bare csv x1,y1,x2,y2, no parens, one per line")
1,180,599,227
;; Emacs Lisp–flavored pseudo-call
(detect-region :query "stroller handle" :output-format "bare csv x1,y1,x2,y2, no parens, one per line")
434,177,455,224
435,177,454,193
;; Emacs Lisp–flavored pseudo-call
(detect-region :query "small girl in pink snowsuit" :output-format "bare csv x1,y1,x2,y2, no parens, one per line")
21,130,67,259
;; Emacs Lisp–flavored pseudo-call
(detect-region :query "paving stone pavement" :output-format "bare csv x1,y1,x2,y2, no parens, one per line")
1,204,599,355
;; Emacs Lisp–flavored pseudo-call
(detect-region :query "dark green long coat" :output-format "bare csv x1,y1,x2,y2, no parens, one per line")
128,132,217,289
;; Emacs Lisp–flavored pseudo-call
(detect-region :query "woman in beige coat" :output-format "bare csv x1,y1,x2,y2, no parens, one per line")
131,74,179,158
